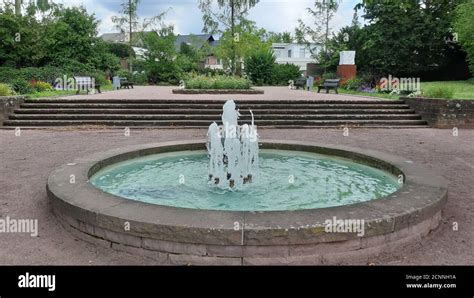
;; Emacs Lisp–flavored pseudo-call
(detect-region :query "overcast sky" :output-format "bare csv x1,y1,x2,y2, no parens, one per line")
54,0,361,36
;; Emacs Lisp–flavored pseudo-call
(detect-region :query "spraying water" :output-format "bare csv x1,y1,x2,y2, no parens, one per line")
207,100,259,189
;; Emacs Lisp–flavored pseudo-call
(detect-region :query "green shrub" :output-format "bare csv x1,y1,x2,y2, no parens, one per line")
345,77,365,91
132,72,148,85
423,87,455,99
0,67,65,85
32,81,53,92
245,49,276,86
0,83,15,96
11,79,34,94
91,72,109,85
271,63,302,86
198,68,227,76
116,69,131,79
467,77,474,84
185,75,250,90
322,72,338,80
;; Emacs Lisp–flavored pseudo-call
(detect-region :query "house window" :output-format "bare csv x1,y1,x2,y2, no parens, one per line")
288,50,292,58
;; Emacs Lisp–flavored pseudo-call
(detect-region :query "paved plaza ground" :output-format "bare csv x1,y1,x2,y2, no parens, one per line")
0,127,473,265
60,86,380,101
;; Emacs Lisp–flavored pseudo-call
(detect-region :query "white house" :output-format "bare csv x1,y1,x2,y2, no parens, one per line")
271,43,319,71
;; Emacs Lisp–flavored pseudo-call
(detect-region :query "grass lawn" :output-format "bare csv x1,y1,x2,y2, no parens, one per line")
420,81,474,99
320,80,474,100
26,84,114,99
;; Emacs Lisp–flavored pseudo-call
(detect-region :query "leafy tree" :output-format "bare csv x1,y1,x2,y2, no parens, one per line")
355,0,463,77
267,31,293,43
112,0,140,73
0,3,53,68
214,20,271,74
142,27,182,84
296,0,341,59
454,0,474,74
198,0,260,74
112,0,169,73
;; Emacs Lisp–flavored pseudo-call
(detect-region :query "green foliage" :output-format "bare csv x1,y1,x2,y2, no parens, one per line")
354,0,461,76
423,87,455,99
0,83,15,96
271,63,302,86
0,66,62,84
454,0,474,74
215,20,271,74
296,0,340,58
107,43,133,59
31,81,53,92
266,31,293,43
344,77,365,91
468,78,474,84
322,72,338,80
244,49,275,85
0,4,120,74
142,28,183,85
185,75,251,90
198,68,227,76
133,72,148,85
116,69,131,79
11,79,34,94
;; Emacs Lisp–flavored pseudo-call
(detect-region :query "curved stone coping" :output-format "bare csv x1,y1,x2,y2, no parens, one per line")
47,140,447,252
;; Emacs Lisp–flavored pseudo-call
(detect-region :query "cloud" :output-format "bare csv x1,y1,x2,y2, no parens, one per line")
56,0,360,36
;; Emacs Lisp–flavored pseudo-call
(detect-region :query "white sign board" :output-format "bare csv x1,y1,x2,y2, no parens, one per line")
339,51,356,65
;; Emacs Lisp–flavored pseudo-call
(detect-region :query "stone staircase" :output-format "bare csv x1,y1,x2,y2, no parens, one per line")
3,98,428,128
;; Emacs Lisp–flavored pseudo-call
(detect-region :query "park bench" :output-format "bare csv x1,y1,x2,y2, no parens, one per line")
317,79,340,94
294,78,307,90
120,77,134,89
74,76,101,94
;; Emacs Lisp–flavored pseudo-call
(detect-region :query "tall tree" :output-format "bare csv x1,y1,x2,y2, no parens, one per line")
112,0,169,73
355,0,464,77
198,0,259,75
296,0,341,60
454,0,474,74
112,0,139,73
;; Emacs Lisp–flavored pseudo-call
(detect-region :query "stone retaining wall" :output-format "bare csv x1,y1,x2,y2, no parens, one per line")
402,97,474,128
0,96,26,126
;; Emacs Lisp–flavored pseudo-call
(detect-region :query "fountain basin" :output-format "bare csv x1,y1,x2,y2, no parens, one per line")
47,140,447,265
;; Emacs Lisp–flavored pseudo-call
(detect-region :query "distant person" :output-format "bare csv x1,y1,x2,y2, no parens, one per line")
306,75,314,91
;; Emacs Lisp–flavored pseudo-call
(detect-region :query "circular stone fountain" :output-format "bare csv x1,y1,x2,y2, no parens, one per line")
47,139,447,265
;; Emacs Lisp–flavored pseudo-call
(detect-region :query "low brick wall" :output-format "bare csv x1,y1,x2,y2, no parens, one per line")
402,97,474,128
0,96,26,126
172,89,264,94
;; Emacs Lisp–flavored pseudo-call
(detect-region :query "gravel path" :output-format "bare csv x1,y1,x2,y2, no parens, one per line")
0,128,472,265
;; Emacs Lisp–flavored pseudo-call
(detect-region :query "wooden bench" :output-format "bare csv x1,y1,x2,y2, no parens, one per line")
294,78,307,90
120,77,134,89
74,76,101,94
317,79,340,94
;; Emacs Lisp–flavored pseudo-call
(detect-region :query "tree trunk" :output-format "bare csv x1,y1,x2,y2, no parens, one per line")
230,0,236,76
15,0,21,16
129,0,133,74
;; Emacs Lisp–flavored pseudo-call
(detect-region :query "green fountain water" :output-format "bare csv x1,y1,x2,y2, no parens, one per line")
90,149,401,211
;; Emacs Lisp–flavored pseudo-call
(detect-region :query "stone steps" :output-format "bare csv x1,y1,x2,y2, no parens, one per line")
8,114,423,121
14,108,417,115
4,98,428,128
